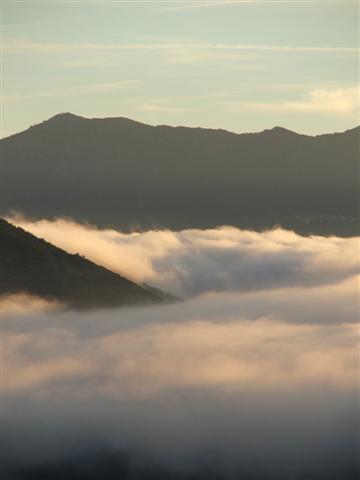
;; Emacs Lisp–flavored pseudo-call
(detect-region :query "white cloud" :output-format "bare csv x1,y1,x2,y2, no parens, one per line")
3,275,359,477
226,86,360,117
0,293,59,315
8,217,359,298
5,295,358,395
3,217,359,479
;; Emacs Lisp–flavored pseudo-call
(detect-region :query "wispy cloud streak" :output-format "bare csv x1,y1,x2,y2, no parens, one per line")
2,80,139,102
161,0,253,12
5,41,358,54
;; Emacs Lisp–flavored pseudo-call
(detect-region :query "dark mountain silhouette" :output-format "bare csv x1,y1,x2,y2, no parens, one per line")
1,113,358,236
0,218,165,308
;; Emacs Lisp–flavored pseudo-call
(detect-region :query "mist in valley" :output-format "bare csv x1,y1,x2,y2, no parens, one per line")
2,221,359,479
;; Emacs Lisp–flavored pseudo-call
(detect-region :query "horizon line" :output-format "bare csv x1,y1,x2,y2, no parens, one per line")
1,111,359,140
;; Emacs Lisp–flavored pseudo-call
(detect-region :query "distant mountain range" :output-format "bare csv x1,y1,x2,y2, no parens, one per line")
0,218,165,308
1,113,358,236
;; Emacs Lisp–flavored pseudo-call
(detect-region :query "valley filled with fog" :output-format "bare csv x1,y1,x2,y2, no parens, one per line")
2,2,359,478
2,219,359,479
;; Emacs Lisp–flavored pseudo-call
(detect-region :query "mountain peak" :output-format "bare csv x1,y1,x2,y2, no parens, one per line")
263,126,298,135
47,112,85,122
31,112,89,132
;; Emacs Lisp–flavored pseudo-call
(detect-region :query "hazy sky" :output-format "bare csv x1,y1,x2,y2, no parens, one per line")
1,0,359,137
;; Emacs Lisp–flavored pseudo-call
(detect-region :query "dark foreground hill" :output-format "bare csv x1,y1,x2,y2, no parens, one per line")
1,113,358,236
0,218,165,308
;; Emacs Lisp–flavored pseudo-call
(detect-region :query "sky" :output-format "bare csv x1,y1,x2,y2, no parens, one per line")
1,0,359,138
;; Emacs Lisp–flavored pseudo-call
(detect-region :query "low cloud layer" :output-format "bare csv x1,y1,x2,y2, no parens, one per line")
5,281,358,395
2,219,359,479
3,277,359,479
8,217,359,298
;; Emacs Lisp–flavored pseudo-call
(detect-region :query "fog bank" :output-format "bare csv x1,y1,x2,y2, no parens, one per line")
2,219,359,479
3,275,359,479
8,217,359,297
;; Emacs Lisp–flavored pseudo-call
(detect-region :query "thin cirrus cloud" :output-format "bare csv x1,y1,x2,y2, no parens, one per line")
2,80,139,102
225,86,360,117
140,103,196,113
160,0,254,12
5,41,359,54
159,0,359,13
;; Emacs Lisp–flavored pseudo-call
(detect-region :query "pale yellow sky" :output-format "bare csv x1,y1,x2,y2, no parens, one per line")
2,0,359,137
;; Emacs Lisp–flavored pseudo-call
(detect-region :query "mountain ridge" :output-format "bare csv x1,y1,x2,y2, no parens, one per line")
3,112,359,140
1,113,358,236
0,218,166,309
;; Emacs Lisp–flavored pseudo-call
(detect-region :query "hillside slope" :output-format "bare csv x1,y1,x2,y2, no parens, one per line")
0,218,164,308
1,113,358,236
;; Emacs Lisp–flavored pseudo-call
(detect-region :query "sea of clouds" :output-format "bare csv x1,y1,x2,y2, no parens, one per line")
8,216,359,298
2,217,359,479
